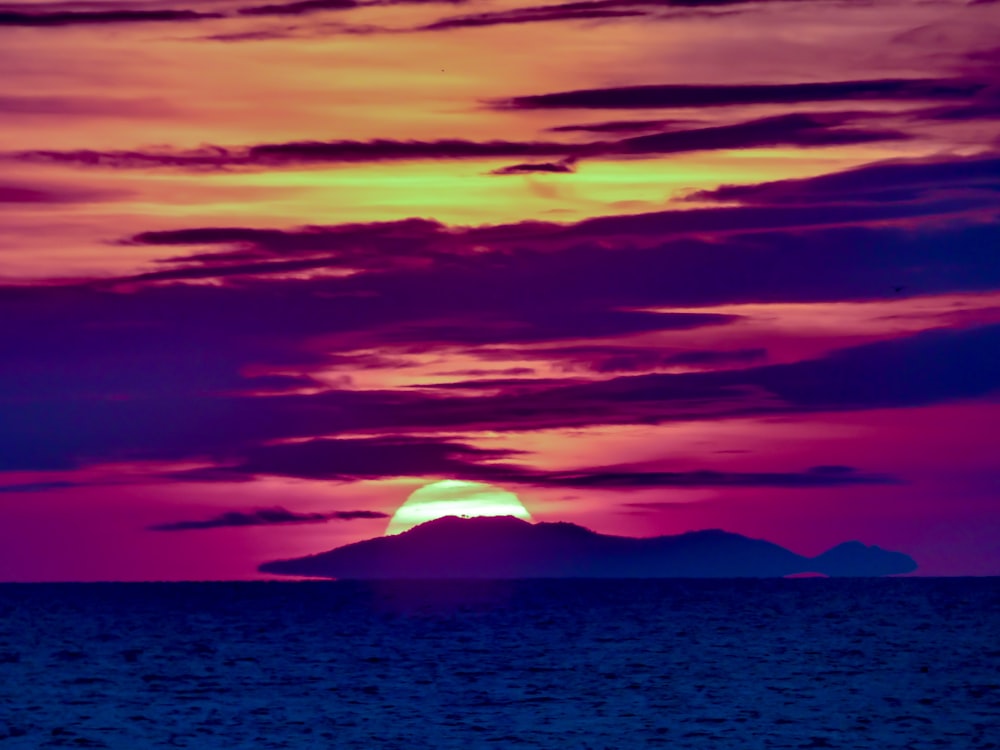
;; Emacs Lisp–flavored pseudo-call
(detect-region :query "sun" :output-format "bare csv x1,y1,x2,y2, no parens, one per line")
385,480,532,535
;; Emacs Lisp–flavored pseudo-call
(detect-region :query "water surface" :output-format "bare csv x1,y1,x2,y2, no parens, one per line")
0,579,996,748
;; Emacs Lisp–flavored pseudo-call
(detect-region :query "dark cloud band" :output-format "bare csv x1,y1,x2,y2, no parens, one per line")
149,506,388,531
499,78,986,110
10,112,910,171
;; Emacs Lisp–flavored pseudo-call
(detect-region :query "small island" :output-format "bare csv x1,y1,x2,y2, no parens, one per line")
260,515,918,579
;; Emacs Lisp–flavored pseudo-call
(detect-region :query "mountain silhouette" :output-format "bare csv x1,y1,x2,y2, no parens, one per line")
259,516,918,578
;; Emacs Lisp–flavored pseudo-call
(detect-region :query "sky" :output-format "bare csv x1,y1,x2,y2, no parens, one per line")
1,0,999,580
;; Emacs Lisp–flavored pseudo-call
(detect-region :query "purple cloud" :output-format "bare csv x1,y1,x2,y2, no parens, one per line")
420,2,647,31
13,139,573,170
0,7,223,26
526,465,898,489
0,481,80,494
0,153,996,474
548,118,698,134
499,78,986,110
418,0,820,33
238,0,468,15
0,0,460,28
491,158,577,175
10,111,910,171
611,112,909,154
0,321,998,473
238,0,359,15
692,152,1000,205
149,506,388,531
219,436,518,479
531,345,769,373
0,180,124,204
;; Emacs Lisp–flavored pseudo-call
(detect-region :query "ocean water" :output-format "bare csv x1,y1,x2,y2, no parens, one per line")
0,579,996,749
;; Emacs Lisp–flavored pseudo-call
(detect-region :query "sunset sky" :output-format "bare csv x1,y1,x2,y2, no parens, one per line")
1,0,999,580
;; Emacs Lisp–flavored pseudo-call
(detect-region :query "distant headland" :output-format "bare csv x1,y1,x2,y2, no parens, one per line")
259,515,917,579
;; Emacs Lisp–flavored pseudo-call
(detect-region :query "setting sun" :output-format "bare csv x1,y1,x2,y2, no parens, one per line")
385,480,532,535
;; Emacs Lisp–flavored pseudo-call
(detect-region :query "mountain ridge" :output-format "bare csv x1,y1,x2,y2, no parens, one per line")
259,515,918,579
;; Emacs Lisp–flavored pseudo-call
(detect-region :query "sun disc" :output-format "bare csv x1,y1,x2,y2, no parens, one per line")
385,480,531,535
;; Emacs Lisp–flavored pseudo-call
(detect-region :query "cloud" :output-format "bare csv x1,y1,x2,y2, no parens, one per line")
237,0,467,16
557,197,993,242
12,139,574,170
224,452,900,490
913,76,1000,122
0,95,171,118
382,309,735,346
30,187,1000,304
0,180,124,204
491,158,577,175
1,160,993,396
9,111,909,172
0,152,998,471
499,78,986,110
217,137,576,164
169,434,898,490
413,376,574,390
233,374,327,392
238,0,359,16
548,118,697,134
534,345,768,373
148,506,387,531
0,0,455,30
355,322,1000,434
129,219,444,249
111,254,355,284
660,348,768,368
0,7,223,26
611,112,909,154
526,465,898,489
116,148,999,283
692,152,1000,205
217,436,519,479
439,367,537,377
0,283,330,404
0,481,79,494
417,0,804,32
0,318,998,473
419,2,647,31
741,323,1000,412
517,322,1000,423
120,218,461,278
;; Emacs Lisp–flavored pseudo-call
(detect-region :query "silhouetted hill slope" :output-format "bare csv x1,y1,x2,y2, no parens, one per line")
259,516,918,579
810,540,918,577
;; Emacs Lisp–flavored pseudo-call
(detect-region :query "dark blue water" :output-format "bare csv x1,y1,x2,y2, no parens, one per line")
0,579,997,748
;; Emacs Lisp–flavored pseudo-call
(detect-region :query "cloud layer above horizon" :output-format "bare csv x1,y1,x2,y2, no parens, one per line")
1,0,999,579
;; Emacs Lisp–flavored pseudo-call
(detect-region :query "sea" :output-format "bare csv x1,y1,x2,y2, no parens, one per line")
0,579,996,749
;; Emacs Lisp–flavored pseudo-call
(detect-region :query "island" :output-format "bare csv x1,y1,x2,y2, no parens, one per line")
259,515,918,578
